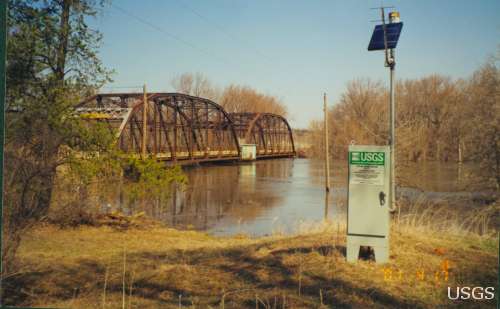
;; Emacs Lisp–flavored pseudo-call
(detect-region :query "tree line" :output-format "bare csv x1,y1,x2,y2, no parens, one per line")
171,72,288,116
307,59,499,189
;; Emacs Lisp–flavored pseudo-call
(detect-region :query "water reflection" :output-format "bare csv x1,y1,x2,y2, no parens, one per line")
93,158,495,236
170,161,289,232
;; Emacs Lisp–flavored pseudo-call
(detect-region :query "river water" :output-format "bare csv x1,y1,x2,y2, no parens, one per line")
95,158,496,236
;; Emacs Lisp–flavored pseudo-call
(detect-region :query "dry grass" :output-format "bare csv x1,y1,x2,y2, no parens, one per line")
398,196,499,237
3,219,498,308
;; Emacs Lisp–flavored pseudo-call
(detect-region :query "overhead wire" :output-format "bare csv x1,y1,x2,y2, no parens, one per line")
172,0,307,108
110,3,233,66
175,0,276,64
108,2,307,125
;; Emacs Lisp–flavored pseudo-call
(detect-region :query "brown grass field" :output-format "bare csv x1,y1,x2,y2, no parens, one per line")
3,218,498,308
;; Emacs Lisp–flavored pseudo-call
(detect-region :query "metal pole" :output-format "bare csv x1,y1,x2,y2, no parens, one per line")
389,51,397,215
142,84,147,159
324,93,330,192
324,188,329,220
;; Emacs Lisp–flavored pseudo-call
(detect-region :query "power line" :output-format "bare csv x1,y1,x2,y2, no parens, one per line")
107,3,298,114
173,1,315,99
172,1,308,103
110,3,232,66
176,0,275,64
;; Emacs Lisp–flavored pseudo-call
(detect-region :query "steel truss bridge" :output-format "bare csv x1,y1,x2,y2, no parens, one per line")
77,93,295,164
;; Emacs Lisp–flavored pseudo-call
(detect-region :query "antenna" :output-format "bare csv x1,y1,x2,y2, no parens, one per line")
381,7,390,66
369,6,393,65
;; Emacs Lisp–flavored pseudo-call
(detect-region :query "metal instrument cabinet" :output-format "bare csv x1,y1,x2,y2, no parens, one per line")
347,145,390,263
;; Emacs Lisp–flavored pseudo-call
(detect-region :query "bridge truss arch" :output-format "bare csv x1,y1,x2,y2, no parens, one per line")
230,112,295,157
77,93,241,162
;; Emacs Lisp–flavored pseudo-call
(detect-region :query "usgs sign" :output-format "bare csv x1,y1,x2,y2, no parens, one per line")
350,151,385,165
347,145,391,263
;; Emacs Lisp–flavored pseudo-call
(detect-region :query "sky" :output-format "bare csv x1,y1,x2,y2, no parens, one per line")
91,0,500,129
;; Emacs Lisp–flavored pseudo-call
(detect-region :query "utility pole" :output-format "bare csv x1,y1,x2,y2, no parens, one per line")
142,84,148,159
324,188,329,220
324,93,330,192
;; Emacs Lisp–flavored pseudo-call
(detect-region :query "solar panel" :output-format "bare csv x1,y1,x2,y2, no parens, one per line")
368,22,403,51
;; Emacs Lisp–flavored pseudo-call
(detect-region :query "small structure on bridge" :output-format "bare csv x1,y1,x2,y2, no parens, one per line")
239,144,257,161
76,93,295,164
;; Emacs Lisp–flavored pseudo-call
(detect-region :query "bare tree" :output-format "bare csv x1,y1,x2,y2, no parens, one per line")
461,62,499,188
171,72,218,100
307,59,499,190
220,84,287,117
171,73,288,117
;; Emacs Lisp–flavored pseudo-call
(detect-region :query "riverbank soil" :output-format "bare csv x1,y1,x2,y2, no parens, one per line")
4,224,498,308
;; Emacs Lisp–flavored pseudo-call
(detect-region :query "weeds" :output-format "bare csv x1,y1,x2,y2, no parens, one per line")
399,195,499,237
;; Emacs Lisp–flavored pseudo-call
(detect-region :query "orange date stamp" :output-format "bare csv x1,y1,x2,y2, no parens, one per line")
381,259,450,283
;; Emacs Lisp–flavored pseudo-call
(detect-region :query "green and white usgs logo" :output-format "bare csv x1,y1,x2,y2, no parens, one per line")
350,151,385,165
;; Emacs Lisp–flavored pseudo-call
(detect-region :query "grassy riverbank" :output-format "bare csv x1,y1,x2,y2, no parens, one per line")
4,222,498,308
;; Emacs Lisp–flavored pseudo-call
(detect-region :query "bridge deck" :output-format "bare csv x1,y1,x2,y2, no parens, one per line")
132,150,295,165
